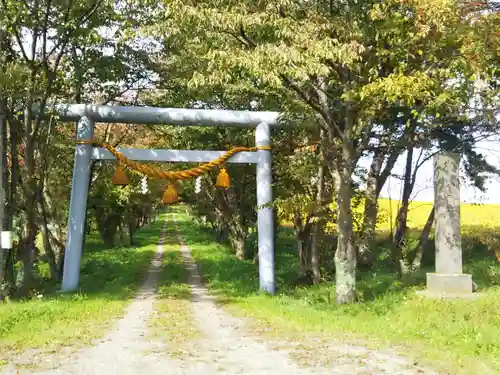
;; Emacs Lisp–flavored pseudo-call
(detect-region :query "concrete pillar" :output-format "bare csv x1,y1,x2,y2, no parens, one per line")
435,152,462,273
256,122,275,294
425,151,473,296
61,116,94,292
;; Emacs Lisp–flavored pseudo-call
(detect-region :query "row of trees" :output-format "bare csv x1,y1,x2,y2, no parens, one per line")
0,0,499,303
141,0,499,303
0,0,161,298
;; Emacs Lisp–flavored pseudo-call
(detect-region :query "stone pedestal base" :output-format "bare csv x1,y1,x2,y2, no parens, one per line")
417,273,480,300
427,273,472,293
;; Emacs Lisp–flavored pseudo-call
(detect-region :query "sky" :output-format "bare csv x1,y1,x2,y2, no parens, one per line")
368,137,500,204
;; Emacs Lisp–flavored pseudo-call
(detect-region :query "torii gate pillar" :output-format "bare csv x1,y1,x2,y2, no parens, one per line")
62,116,94,292
256,122,275,294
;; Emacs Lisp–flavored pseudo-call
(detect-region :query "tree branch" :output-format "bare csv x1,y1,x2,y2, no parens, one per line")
376,150,401,197
12,28,31,64
42,0,53,62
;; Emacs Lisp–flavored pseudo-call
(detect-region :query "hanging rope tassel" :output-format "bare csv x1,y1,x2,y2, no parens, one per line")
112,163,129,186
95,142,271,181
162,184,179,204
195,176,202,194
216,167,230,188
74,140,271,191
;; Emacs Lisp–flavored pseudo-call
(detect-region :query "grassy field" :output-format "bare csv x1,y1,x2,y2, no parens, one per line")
0,216,164,366
1,202,499,373
173,206,500,375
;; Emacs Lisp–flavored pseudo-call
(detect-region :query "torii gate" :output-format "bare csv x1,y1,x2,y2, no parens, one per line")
51,104,280,295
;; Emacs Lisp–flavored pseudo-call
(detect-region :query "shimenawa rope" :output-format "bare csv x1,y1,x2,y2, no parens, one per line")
75,140,271,181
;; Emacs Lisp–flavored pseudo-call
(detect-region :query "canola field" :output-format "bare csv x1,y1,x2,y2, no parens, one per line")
376,198,500,229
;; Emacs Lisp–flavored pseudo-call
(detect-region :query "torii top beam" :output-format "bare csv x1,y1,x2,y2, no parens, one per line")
43,104,282,128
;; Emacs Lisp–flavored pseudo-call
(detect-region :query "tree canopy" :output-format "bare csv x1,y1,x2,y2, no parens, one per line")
0,0,498,303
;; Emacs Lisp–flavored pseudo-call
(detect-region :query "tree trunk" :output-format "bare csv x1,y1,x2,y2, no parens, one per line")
294,211,308,273
310,156,325,284
97,212,118,248
335,141,356,304
231,233,246,260
1,107,7,231
117,222,128,246
358,150,384,264
297,239,306,272
228,204,247,260
43,189,66,273
358,146,401,266
411,205,435,270
38,192,59,281
128,218,136,245
4,117,19,294
0,101,6,299
8,117,18,234
309,234,320,283
216,186,248,259
228,218,247,260
20,106,38,294
394,147,414,245
393,146,414,277
37,129,59,281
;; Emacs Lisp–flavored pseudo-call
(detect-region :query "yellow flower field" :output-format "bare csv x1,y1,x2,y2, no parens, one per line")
377,198,500,230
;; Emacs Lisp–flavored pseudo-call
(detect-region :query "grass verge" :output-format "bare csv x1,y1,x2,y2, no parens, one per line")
0,216,164,364
174,206,500,375
149,218,199,357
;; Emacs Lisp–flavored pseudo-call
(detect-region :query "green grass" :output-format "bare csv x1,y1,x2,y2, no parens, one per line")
174,207,500,375
0,216,164,363
149,221,199,356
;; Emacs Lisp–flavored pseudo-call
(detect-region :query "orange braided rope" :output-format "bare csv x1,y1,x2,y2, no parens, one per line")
76,140,271,181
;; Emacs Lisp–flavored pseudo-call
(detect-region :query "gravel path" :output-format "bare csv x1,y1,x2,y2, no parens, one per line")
5,219,172,375
5,216,440,375
169,216,439,375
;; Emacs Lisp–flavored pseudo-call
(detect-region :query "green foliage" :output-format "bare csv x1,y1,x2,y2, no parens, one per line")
143,0,499,305
0,62,30,97
147,0,497,120
0,0,163,295
273,131,330,227
88,165,163,246
1,0,498,306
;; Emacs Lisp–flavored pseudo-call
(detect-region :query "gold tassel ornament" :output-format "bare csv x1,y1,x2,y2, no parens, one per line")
162,184,179,204
111,163,129,186
216,167,230,188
